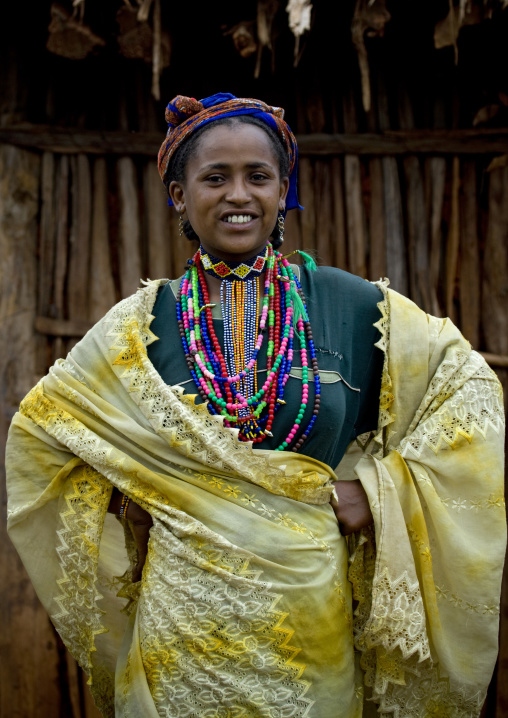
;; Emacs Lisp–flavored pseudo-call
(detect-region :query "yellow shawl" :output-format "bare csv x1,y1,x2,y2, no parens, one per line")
6,279,505,718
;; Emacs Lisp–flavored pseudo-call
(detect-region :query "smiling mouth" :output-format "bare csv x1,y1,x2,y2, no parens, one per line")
223,214,254,224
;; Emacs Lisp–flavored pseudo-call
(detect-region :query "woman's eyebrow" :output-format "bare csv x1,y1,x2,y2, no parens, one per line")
199,161,274,171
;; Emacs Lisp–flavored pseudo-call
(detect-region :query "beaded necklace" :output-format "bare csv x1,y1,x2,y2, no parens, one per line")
176,243,320,452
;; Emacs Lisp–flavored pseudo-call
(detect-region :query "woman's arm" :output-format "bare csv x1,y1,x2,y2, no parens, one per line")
108,489,153,582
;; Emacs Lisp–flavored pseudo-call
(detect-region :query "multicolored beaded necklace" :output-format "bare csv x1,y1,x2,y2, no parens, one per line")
176,243,321,452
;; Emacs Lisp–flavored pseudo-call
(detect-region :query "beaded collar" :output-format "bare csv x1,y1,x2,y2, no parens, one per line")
198,245,268,281
176,243,321,452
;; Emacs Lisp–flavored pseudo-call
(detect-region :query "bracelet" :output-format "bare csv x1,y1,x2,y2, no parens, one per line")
119,494,131,519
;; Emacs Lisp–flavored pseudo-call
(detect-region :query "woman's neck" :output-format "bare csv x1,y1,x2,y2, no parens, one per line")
197,243,271,303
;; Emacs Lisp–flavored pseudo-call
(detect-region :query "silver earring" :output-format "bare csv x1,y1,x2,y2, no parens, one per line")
277,212,285,244
179,213,184,236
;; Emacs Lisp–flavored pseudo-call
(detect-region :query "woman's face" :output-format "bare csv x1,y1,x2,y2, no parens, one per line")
169,123,289,261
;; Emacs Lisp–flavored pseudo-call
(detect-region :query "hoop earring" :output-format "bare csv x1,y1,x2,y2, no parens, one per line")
277,212,285,244
179,213,185,237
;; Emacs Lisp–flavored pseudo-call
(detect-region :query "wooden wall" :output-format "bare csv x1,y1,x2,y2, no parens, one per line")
1,1,507,716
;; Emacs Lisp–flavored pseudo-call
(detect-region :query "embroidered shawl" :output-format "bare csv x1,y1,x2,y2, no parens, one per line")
5,279,505,718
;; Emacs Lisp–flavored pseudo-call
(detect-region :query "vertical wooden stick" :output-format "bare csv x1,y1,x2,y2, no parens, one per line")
459,161,480,347
344,155,367,277
377,78,407,294
67,154,92,322
482,165,508,359
298,157,316,254
368,157,386,280
343,91,367,277
331,157,347,269
0,146,60,718
117,156,143,297
53,155,69,360
445,156,461,321
399,86,430,310
144,162,171,279
314,161,333,266
37,152,56,372
89,158,116,322
426,156,447,317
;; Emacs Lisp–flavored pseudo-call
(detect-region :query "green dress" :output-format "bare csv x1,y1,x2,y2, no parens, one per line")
148,265,384,468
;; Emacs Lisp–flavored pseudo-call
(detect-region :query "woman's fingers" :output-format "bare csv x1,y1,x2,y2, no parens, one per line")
126,500,153,582
331,479,373,535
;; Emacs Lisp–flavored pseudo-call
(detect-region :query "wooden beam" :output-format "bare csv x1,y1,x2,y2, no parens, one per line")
1,124,508,156
35,316,93,337
481,352,508,368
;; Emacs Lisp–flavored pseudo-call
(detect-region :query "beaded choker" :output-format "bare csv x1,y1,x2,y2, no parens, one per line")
199,245,268,281
176,243,320,452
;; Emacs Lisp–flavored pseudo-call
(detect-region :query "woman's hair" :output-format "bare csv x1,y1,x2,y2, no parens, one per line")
166,115,290,249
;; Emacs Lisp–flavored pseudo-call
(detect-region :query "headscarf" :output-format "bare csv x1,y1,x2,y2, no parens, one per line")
157,92,301,211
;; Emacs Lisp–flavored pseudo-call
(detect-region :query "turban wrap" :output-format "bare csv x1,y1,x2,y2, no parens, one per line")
157,92,301,211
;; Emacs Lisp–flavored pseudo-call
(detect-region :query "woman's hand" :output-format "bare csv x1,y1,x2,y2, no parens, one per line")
108,489,153,582
330,479,373,535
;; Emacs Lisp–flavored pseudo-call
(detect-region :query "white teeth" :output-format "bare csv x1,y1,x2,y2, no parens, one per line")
226,215,253,224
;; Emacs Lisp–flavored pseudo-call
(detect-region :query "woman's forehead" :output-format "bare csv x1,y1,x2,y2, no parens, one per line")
190,123,279,168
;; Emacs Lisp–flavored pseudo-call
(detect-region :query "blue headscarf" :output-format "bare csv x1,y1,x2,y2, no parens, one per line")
158,92,301,211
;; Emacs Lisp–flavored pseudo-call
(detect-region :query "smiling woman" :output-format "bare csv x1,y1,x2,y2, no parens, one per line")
168,122,289,266
5,93,506,718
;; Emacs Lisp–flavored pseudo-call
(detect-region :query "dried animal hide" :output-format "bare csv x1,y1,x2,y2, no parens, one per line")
46,3,106,60
351,0,391,113
116,1,170,101
223,22,257,58
256,0,280,76
286,0,312,63
223,2,280,77
116,5,170,66
433,1,483,62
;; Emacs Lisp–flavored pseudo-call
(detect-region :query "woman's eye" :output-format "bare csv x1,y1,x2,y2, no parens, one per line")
251,173,268,182
205,175,224,183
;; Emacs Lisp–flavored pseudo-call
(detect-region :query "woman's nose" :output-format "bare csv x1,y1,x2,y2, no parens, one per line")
225,176,251,203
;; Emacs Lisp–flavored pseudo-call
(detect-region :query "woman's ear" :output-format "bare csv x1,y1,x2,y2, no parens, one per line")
168,181,185,213
279,177,289,210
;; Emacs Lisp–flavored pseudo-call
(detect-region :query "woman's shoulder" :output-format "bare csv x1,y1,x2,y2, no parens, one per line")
300,264,383,313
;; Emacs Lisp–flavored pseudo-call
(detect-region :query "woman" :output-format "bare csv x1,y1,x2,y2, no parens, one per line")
6,93,506,718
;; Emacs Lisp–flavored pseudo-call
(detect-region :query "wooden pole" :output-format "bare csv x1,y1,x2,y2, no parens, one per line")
314,161,333,266
144,162,171,279
117,157,143,297
425,156,447,317
459,161,480,348
53,155,70,360
398,87,431,311
366,67,386,281
298,157,316,254
0,146,63,718
445,157,461,322
482,165,508,370
89,158,116,322
377,79,407,294
68,154,92,319
67,154,92,351
37,152,56,372
368,157,386,281
343,92,367,277
330,157,347,269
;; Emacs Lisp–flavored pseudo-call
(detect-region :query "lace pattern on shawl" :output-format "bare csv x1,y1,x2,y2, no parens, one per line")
349,282,505,717
54,463,116,716
17,281,342,713
124,519,315,717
